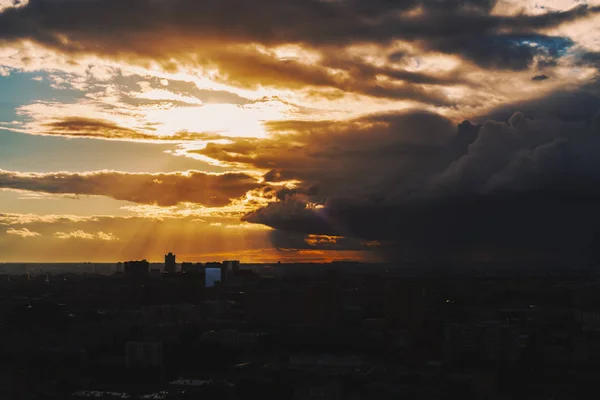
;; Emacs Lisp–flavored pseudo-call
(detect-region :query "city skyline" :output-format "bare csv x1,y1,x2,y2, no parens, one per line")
1,0,600,263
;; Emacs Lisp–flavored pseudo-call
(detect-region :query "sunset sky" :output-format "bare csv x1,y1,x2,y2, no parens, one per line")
1,0,600,263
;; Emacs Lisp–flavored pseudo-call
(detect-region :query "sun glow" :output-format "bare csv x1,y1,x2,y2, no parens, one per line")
144,103,287,138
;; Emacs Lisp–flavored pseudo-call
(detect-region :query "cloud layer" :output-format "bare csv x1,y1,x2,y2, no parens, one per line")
0,0,597,108
0,170,260,206
0,0,596,66
42,117,223,141
214,99,600,262
54,230,118,240
7,227,40,238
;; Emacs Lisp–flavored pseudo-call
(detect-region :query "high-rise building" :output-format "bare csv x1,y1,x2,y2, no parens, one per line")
181,262,205,275
164,252,176,273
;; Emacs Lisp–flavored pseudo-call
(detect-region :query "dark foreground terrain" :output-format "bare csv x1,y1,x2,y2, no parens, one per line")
2,261,600,399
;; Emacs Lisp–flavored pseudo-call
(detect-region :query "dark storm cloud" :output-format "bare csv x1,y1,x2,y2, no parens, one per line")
320,52,468,86
276,184,320,201
243,192,600,263
0,0,593,47
200,103,600,262
196,110,461,199
425,34,574,71
578,51,600,68
0,0,595,72
205,49,455,104
430,112,600,194
0,170,259,206
481,85,600,123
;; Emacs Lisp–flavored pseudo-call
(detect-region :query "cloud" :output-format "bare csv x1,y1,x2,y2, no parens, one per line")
41,117,160,140
482,85,600,122
0,0,28,13
54,230,118,240
6,227,40,237
54,230,95,240
116,74,251,106
270,231,377,252
426,33,575,71
200,48,457,105
94,231,120,241
232,103,600,263
42,117,223,141
0,3,595,139
0,170,260,207
0,0,595,78
0,0,594,51
0,213,99,225
579,51,600,67
196,110,459,199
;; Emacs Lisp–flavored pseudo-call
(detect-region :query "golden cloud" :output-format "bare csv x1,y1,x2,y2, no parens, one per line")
54,230,118,240
0,169,261,207
6,227,40,238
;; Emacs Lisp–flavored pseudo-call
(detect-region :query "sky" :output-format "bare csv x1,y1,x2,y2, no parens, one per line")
0,0,600,263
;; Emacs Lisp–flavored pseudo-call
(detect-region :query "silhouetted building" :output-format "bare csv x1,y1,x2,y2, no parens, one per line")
124,259,149,278
164,252,176,273
224,260,240,275
182,262,205,275
149,268,161,279
181,262,192,272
